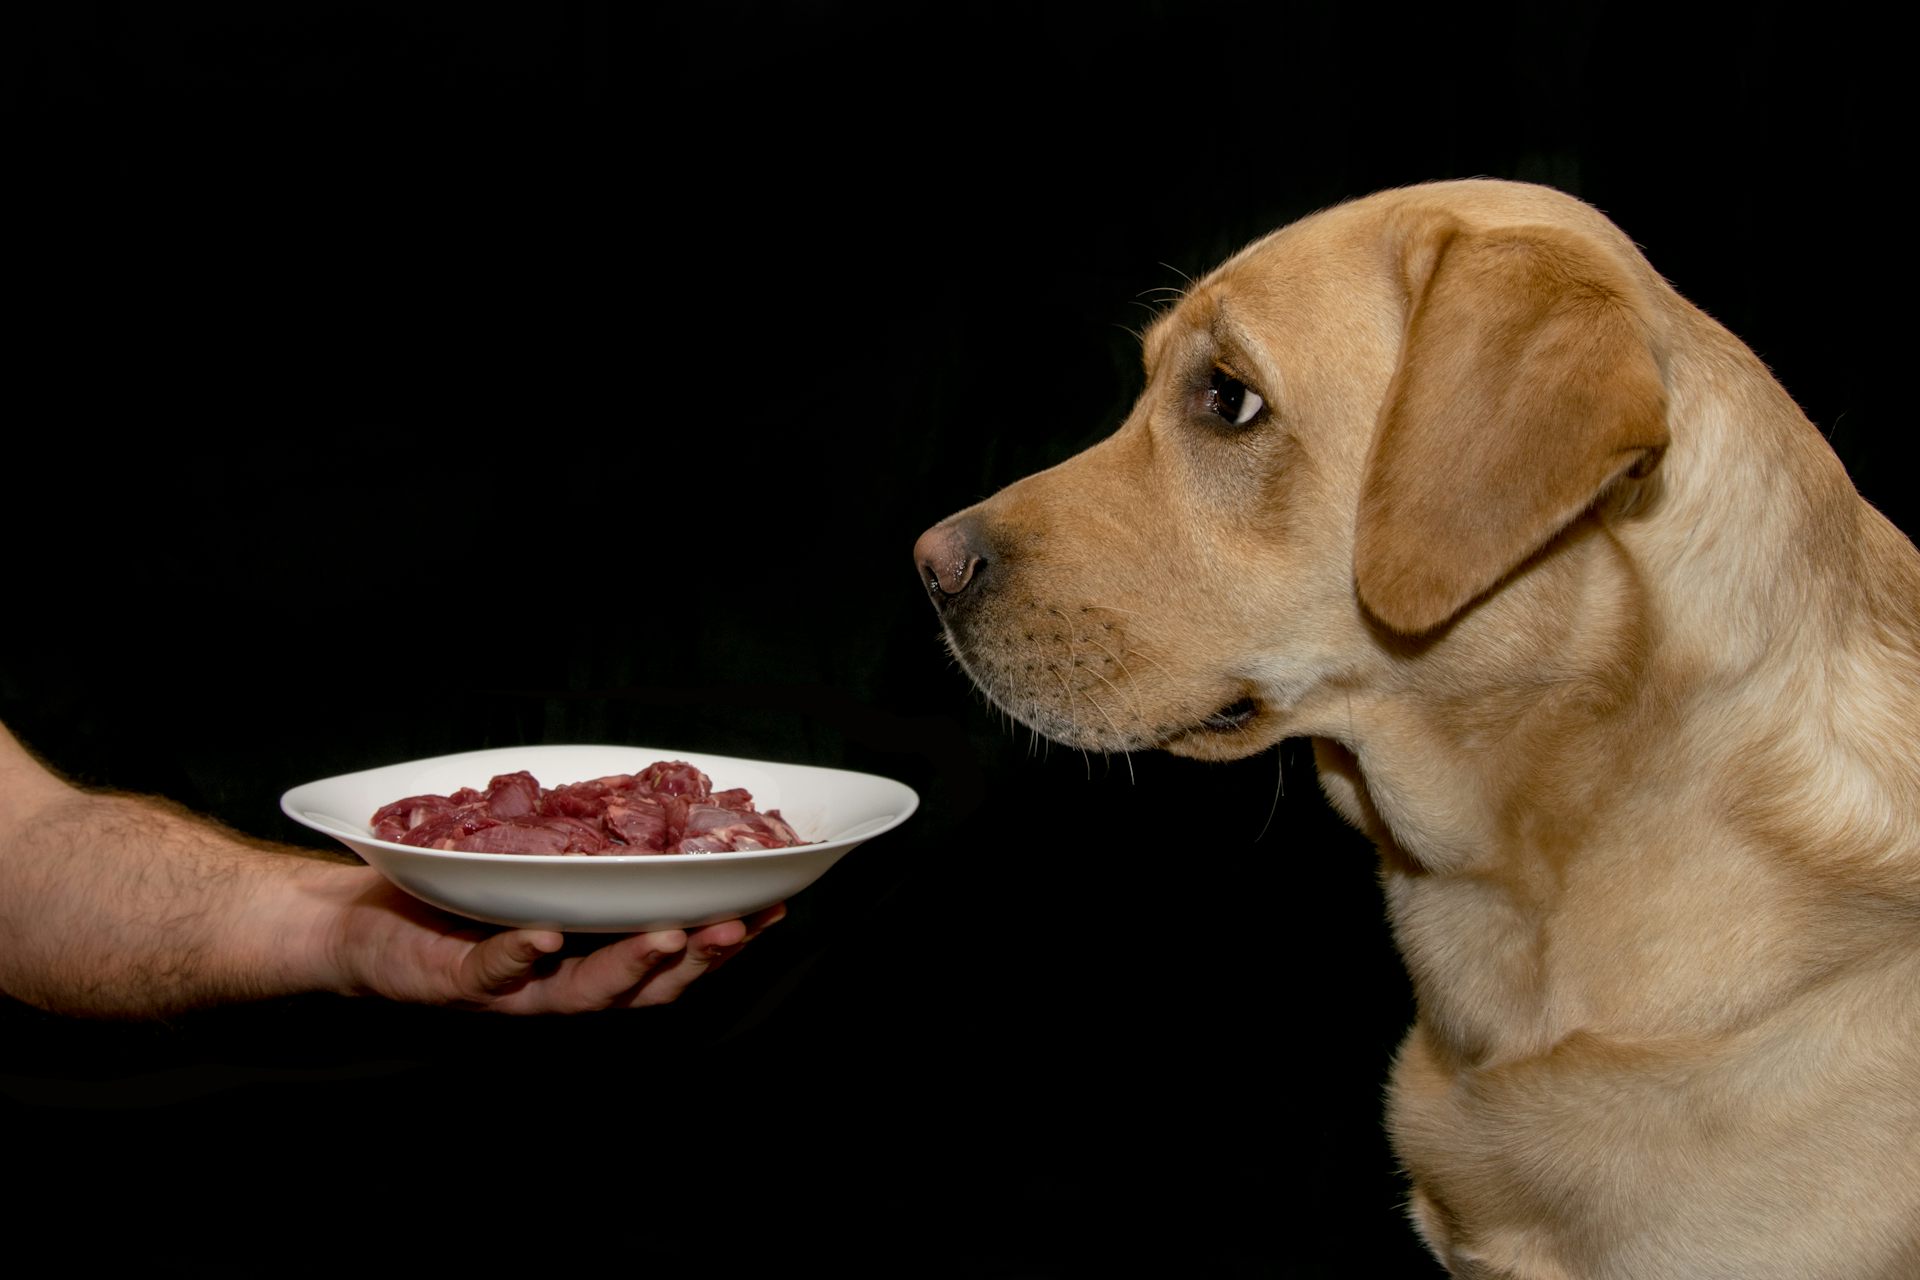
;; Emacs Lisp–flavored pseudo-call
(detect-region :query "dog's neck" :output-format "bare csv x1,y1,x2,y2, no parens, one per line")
1314,321,1920,1069
1640,320,1920,878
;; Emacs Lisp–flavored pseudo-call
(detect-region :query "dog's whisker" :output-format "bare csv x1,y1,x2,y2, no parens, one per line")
1046,663,1078,721
1155,260,1195,288
1255,743,1285,841
1083,661,1147,739
1079,689,1136,778
1082,638,1148,722
1050,609,1080,673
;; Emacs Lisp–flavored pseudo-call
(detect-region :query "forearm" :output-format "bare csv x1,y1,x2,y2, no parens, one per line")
0,787,361,1017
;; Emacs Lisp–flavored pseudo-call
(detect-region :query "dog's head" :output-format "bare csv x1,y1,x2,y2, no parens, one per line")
914,180,1673,762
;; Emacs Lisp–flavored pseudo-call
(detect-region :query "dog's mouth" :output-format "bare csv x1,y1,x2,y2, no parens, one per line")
1157,694,1278,761
1198,697,1260,732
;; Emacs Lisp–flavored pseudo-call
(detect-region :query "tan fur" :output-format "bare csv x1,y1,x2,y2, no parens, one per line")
922,180,1920,1278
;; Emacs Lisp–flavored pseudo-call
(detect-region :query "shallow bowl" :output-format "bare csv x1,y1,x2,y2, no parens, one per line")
281,744,917,932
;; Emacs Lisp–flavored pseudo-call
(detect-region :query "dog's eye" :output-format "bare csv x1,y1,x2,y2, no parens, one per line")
1203,368,1265,427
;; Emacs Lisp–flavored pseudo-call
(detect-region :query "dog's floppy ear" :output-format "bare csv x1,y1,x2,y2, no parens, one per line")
1354,217,1669,634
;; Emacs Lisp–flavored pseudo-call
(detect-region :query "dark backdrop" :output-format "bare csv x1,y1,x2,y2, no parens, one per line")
7,4,1881,1274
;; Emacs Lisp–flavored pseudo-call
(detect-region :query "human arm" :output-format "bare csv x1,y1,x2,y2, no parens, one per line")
0,722,781,1017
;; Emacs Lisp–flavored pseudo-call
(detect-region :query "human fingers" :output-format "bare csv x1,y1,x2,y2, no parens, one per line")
458,929,564,1001
479,907,785,1013
692,902,787,973
741,901,788,937
612,913,766,1009
492,929,691,1014
608,920,742,1009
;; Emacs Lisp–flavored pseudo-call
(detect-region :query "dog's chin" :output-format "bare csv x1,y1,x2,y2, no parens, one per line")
979,685,1284,762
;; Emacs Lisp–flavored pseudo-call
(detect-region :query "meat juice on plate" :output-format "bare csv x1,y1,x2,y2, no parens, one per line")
369,760,806,855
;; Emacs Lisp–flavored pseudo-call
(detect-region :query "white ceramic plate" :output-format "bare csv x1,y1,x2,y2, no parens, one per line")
281,744,918,932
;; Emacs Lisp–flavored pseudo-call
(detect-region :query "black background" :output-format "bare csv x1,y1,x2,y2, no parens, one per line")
6,3,1882,1274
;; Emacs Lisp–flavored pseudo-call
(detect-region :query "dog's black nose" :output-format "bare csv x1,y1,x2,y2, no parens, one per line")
913,516,987,609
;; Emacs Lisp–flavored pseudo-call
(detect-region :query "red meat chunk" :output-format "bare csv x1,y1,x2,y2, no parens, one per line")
368,760,807,856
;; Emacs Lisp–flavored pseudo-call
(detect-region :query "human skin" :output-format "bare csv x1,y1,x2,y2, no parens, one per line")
0,721,781,1018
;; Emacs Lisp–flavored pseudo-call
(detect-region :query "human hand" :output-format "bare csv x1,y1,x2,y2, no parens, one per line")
322,867,785,1013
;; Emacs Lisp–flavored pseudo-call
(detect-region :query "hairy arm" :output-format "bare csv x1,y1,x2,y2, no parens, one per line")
0,723,780,1017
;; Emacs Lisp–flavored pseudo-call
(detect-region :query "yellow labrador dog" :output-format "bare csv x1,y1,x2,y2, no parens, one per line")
913,180,1920,1278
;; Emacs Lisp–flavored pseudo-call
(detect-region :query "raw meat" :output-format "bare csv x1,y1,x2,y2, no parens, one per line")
369,761,805,856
